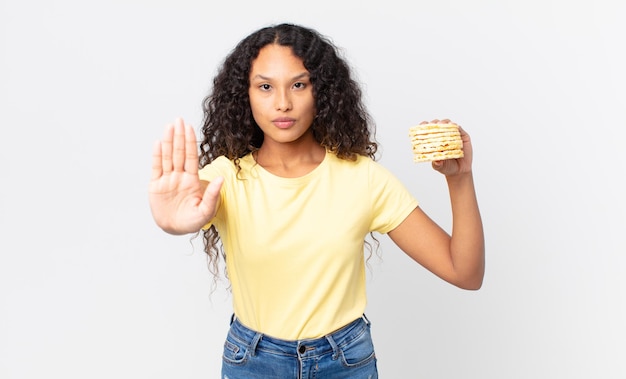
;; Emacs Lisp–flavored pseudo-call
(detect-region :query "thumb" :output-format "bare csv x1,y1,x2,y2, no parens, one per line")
200,176,224,215
204,176,224,200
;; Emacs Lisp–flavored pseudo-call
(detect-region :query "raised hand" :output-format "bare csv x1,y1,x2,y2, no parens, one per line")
420,119,474,176
149,118,223,234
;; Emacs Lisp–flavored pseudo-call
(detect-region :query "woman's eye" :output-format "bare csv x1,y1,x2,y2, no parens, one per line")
260,84,271,91
293,82,306,89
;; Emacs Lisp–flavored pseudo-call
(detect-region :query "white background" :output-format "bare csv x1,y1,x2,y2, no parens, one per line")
1,0,625,378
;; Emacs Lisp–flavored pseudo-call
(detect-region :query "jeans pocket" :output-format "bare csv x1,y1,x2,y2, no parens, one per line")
339,325,377,368
222,333,249,365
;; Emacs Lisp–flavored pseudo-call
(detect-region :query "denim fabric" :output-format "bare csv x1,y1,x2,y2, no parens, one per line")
221,315,378,379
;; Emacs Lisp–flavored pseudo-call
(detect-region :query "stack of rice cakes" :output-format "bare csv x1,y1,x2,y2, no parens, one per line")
409,123,464,163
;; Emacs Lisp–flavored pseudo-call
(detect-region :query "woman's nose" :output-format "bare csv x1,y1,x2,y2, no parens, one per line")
275,90,292,111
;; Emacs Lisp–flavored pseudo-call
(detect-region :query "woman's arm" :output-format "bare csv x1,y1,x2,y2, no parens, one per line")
388,120,485,289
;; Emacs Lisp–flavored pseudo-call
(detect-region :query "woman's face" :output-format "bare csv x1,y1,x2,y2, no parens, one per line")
248,44,316,147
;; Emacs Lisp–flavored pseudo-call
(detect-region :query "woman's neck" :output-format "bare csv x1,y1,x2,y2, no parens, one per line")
254,137,326,178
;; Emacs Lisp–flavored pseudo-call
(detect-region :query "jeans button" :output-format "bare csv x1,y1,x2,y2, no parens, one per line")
298,345,306,354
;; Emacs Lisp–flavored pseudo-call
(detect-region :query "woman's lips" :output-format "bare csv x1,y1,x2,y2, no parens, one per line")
273,118,295,129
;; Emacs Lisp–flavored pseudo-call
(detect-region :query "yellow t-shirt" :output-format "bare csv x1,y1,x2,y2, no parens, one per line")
199,151,418,340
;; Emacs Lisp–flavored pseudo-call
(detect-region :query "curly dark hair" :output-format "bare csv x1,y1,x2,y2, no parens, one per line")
197,23,379,285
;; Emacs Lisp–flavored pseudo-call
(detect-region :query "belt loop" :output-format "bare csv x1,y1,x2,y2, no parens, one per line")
249,332,263,357
229,313,236,325
362,313,371,326
325,334,340,360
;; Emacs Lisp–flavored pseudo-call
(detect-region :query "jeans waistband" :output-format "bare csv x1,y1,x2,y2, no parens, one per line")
228,314,371,359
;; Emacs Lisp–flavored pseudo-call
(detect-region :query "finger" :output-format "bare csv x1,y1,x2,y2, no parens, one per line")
457,126,470,144
431,159,457,175
204,176,224,199
420,120,438,124
172,118,186,172
200,176,224,215
161,123,175,173
184,123,199,174
151,140,163,180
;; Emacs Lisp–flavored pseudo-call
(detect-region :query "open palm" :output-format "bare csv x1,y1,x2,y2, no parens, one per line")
149,118,223,235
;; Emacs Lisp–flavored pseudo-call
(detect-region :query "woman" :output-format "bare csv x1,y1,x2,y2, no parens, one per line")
149,23,484,378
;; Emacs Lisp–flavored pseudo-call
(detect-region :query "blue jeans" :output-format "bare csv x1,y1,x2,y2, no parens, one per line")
221,315,378,379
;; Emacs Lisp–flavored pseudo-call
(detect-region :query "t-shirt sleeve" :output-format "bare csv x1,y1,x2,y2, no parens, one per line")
198,156,231,182
368,159,419,234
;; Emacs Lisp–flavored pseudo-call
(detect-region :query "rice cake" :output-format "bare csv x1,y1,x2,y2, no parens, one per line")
409,123,464,163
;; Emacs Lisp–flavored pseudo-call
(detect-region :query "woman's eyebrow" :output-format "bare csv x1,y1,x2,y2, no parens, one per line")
250,72,310,81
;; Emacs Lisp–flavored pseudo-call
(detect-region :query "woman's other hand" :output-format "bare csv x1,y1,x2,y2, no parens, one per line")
419,119,474,177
